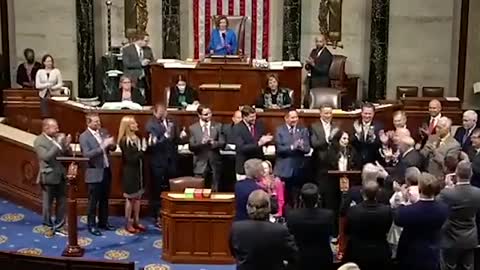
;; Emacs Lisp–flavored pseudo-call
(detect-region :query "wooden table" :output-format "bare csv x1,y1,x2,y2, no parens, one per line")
160,192,235,264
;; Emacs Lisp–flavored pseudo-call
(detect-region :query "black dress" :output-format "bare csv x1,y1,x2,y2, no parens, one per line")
119,137,144,198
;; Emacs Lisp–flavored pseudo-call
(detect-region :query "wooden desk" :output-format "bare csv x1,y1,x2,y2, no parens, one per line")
150,63,303,110
160,192,235,264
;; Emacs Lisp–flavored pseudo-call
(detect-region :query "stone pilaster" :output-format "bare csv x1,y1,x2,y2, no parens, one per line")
76,0,95,97
162,0,181,59
282,0,301,60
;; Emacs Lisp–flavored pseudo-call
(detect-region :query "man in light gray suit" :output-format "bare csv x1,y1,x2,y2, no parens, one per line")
421,116,461,179
189,105,225,191
79,113,116,236
437,160,480,270
122,32,150,101
33,118,71,237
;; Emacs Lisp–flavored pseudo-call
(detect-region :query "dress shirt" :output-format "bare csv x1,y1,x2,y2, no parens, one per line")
402,147,414,158
429,114,442,128
88,127,109,168
321,119,331,142
316,47,324,57
135,43,143,60
362,122,371,141
419,197,435,201
338,154,348,171
200,120,211,137
44,133,63,150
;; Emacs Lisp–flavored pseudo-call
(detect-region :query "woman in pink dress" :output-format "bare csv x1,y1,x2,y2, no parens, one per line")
259,161,285,217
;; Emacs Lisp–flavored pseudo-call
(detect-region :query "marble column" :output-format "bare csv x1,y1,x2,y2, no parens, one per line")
367,0,389,101
282,0,301,60
163,0,180,59
76,0,95,98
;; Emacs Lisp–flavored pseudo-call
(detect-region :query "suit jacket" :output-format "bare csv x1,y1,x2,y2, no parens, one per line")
345,201,393,265
122,43,144,80
352,120,384,165
395,200,449,270
222,122,237,145
107,87,145,105
454,126,474,152
142,46,154,61
79,128,115,183
230,219,298,270
310,120,338,169
339,185,390,216
327,144,361,171
305,47,333,88
35,68,63,98
209,28,238,55
233,121,267,174
145,116,185,169
188,121,225,175
274,125,310,179
286,207,334,269
168,86,199,107
393,149,424,184
234,178,261,221
468,148,480,187
33,134,69,185
437,183,480,249
420,135,461,179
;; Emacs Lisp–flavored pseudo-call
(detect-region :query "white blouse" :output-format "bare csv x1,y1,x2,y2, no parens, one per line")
35,68,63,98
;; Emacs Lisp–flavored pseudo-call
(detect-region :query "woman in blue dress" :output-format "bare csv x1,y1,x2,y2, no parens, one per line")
208,16,238,55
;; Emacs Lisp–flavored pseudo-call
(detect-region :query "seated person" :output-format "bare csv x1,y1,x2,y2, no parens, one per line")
17,48,41,88
168,74,199,108
208,15,238,55
255,74,292,109
108,75,145,105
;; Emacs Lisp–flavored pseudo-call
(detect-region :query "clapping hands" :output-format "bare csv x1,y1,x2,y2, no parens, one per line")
258,134,273,146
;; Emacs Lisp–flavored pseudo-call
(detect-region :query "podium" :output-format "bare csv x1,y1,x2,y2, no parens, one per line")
327,170,361,261
160,192,235,264
57,156,89,257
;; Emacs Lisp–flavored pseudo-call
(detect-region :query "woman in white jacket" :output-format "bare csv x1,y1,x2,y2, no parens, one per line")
35,54,63,118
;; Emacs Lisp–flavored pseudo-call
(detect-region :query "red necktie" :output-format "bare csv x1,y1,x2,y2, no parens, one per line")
428,118,435,133
250,125,255,137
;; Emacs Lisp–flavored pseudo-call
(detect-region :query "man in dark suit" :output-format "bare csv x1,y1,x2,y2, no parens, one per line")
234,159,263,221
287,183,334,270
395,172,449,270
33,118,72,237
79,113,116,236
310,104,340,212
145,103,188,226
437,160,480,270
122,32,150,102
222,110,243,145
274,109,311,208
230,189,298,269
352,102,383,165
345,180,392,270
305,34,333,88
233,105,272,179
188,105,225,191
394,136,424,182
468,129,480,188
454,110,478,152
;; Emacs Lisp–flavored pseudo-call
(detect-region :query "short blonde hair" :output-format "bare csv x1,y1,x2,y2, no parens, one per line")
419,172,440,197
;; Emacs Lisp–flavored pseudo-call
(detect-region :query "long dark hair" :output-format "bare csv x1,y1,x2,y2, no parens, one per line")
41,54,54,69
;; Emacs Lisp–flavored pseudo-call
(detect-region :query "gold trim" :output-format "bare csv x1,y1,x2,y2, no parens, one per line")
135,0,148,34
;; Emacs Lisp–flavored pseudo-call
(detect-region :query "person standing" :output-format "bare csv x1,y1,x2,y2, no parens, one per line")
79,113,116,236
437,161,480,270
33,118,71,237
16,48,41,88
274,109,311,209
122,32,150,102
118,115,146,233
188,105,225,191
352,102,383,165
305,34,333,88
35,54,63,118
395,172,449,270
454,110,478,152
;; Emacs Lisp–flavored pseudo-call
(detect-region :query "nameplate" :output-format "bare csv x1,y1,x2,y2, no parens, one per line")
199,84,241,91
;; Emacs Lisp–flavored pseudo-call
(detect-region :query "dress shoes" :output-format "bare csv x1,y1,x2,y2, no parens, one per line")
88,227,102,236
98,224,116,231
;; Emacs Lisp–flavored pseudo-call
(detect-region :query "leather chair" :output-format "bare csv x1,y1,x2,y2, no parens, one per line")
422,86,444,97
396,86,418,99
169,177,205,192
329,55,347,90
211,16,248,55
308,87,342,109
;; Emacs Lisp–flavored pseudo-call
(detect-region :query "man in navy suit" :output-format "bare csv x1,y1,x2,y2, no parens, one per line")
274,109,311,208
352,102,384,165
233,105,272,180
145,103,187,226
79,113,116,236
454,110,478,152
395,172,449,270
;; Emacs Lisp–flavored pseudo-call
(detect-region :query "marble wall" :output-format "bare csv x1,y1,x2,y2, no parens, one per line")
9,0,78,95
300,0,372,96
463,0,480,109
387,0,458,98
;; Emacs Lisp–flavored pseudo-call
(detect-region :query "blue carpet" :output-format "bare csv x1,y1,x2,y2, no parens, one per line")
0,199,235,270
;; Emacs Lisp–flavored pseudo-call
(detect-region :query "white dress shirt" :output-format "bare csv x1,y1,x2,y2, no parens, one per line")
321,119,331,142
44,133,63,150
88,128,109,168
200,120,211,137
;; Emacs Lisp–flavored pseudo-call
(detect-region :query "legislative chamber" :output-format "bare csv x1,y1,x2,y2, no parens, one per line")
0,0,478,269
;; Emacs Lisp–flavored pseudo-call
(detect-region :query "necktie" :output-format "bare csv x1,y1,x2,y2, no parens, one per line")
428,118,435,133
139,48,144,59
202,124,209,138
289,126,295,135
463,130,470,144
250,125,255,137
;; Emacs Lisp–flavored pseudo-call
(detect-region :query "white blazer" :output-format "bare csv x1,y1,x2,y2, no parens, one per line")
35,68,63,98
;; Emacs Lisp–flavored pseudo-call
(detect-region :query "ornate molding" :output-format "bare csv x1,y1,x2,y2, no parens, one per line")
125,0,149,38
318,0,343,48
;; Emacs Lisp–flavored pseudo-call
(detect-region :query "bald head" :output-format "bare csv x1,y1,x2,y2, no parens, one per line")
232,110,242,125
42,118,59,136
463,110,478,130
436,116,452,138
315,34,326,49
428,99,442,118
